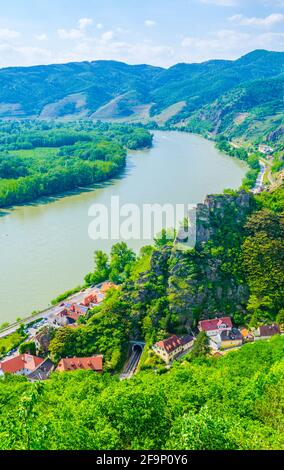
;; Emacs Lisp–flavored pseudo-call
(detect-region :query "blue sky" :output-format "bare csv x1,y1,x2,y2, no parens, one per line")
0,0,283,68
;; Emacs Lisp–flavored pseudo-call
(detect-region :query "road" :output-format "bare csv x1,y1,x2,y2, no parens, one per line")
0,285,101,339
252,160,266,193
120,346,144,380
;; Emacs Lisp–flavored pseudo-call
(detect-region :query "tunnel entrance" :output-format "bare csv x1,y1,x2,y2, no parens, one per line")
132,343,143,353
120,341,145,380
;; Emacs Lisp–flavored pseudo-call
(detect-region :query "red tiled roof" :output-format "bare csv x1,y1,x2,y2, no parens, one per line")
66,311,82,322
198,316,233,332
0,354,44,374
56,355,103,372
155,335,183,353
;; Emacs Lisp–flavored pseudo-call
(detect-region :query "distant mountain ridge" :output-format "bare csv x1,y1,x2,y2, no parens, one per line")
0,49,283,142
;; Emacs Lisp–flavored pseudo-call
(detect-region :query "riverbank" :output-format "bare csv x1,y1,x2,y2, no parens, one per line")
0,121,153,209
0,130,247,323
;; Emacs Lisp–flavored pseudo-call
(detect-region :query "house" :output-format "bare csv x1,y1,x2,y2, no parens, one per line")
198,316,233,338
240,327,254,342
65,303,89,316
0,354,44,376
27,358,55,381
254,324,280,340
152,334,195,364
220,328,243,350
80,293,98,307
52,303,89,326
49,307,69,326
65,310,82,324
258,144,274,155
56,355,103,372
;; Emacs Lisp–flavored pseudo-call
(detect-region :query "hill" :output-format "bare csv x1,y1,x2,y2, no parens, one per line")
0,50,283,143
0,335,283,449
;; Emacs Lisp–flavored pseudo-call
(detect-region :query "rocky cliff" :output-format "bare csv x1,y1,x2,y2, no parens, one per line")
131,191,255,332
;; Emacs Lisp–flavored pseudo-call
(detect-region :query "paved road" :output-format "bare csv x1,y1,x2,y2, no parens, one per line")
0,286,100,339
252,160,266,193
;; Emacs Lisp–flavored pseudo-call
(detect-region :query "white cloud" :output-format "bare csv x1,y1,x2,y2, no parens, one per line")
229,13,284,27
145,20,156,27
57,28,84,40
0,28,21,40
101,30,114,42
116,27,130,34
78,18,93,30
181,28,284,62
35,33,48,41
96,23,103,30
181,29,249,52
0,44,52,67
65,36,174,67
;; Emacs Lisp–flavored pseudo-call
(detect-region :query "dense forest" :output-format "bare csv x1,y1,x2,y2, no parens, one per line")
0,120,152,207
0,335,283,450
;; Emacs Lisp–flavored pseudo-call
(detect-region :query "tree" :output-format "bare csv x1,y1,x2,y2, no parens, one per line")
276,309,284,327
154,228,175,248
109,242,136,283
19,341,36,356
190,331,210,359
49,327,76,362
85,250,110,285
166,406,238,450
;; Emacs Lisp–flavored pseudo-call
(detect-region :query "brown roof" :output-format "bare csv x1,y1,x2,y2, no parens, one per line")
155,335,182,353
66,311,82,322
198,317,233,332
155,335,193,353
0,354,44,374
56,355,103,372
259,324,280,337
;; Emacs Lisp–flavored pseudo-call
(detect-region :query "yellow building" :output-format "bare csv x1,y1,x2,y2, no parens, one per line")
220,328,243,350
152,335,194,364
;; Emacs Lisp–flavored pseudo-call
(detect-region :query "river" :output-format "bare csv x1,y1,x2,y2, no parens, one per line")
0,131,247,323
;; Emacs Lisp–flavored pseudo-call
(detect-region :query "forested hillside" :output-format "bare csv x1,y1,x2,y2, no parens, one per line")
0,50,282,144
0,335,283,450
46,187,284,371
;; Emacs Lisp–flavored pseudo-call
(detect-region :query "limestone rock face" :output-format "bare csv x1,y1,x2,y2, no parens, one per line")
169,192,253,328
125,191,253,332
196,190,253,246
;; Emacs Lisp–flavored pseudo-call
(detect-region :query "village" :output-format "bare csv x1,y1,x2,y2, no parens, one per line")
0,276,282,380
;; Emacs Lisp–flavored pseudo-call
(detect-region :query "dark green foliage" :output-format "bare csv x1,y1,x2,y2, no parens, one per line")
19,341,36,355
241,210,284,324
0,336,283,450
0,121,152,207
85,242,136,286
189,331,210,359
256,186,284,213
